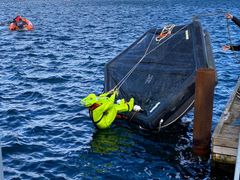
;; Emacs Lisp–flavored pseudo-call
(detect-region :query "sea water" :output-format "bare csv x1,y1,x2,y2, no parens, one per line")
0,0,239,179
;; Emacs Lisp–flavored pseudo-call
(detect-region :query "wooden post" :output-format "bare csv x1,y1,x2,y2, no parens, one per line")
193,68,216,156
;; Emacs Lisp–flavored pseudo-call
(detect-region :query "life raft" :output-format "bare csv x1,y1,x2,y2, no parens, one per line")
104,21,216,131
9,17,33,31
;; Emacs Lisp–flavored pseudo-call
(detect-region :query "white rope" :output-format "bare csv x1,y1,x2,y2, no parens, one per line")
113,23,190,91
114,28,158,90
145,28,158,56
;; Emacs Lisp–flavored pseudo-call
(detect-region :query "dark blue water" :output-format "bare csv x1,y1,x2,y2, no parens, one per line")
0,0,239,179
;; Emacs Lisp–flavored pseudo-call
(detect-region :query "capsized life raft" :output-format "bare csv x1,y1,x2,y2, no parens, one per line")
104,20,216,131
9,17,33,31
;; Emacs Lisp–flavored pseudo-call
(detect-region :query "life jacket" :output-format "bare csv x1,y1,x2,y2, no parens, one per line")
89,103,104,125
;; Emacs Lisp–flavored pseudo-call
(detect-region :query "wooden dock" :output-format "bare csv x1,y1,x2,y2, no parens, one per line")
212,78,240,165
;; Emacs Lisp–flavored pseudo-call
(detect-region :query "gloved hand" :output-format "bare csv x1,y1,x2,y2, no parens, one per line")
114,89,119,96
109,88,119,96
133,105,142,112
225,13,233,19
109,88,115,93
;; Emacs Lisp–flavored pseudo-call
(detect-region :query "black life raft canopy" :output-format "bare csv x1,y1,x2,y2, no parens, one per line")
104,20,215,130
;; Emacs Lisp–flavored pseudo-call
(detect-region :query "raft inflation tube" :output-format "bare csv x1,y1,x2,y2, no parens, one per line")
104,20,216,131
9,17,33,31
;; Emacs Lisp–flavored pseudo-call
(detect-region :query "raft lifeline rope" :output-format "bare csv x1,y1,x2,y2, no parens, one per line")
113,23,189,91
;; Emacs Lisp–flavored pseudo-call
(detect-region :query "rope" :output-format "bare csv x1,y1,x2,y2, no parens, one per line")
113,23,190,91
113,28,158,91
129,111,138,122
192,11,240,61
145,28,158,56
226,19,232,44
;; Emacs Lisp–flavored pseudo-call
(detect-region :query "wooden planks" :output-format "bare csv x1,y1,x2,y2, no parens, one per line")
212,78,240,164
234,133,240,180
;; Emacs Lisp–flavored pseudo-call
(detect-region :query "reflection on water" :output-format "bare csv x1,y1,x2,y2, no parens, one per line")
90,128,131,154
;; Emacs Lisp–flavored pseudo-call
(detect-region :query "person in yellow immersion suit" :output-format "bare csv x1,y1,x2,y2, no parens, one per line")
81,89,137,129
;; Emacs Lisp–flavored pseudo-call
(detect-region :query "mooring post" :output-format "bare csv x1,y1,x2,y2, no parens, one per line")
193,68,216,156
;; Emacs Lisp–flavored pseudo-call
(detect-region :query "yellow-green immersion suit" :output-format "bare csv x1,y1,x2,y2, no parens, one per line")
81,90,134,129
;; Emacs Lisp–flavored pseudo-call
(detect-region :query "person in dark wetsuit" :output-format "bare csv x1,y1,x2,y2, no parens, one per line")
223,13,240,51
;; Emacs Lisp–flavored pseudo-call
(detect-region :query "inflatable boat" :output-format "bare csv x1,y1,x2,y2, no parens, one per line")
9,16,33,31
104,20,216,131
